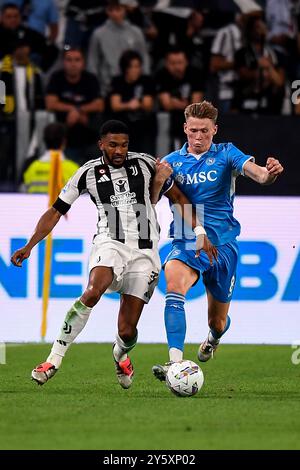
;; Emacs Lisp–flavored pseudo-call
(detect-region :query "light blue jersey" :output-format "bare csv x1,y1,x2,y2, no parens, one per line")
163,142,253,246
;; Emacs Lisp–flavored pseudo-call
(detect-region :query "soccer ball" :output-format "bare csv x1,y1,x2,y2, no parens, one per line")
166,360,204,397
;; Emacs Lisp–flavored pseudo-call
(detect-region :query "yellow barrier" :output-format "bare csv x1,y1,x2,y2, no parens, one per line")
41,151,63,340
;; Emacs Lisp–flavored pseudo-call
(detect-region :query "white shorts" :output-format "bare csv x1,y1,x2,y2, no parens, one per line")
88,239,161,303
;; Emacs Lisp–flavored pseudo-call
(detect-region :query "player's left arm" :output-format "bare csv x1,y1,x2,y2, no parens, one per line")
243,157,284,185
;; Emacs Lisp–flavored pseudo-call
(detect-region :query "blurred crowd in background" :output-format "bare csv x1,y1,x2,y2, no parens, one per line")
0,0,299,192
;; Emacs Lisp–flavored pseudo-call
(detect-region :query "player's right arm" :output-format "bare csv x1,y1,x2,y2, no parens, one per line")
11,164,88,267
243,158,284,185
151,158,173,204
11,207,62,267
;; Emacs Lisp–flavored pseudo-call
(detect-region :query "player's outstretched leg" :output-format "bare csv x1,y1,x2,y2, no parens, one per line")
152,292,186,382
32,266,112,385
31,299,92,385
198,315,231,362
113,294,145,389
198,291,232,363
152,361,175,382
112,333,136,389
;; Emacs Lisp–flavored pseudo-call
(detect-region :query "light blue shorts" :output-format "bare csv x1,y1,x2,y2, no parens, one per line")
164,239,238,303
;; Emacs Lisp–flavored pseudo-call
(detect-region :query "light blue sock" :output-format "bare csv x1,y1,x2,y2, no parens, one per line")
209,315,231,342
164,292,186,353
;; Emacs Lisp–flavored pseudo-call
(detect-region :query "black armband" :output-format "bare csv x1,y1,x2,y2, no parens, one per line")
53,197,71,215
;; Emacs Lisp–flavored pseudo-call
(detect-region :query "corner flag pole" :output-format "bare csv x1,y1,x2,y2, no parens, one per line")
41,151,63,341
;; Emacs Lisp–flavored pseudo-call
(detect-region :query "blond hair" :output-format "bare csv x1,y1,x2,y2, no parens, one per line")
184,101,218,124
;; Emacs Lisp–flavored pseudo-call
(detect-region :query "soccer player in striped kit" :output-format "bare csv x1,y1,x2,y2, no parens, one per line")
11,120,210,389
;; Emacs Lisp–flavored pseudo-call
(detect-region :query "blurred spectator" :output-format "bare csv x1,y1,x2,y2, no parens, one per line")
234,16,286,114
0,0,24,10
151,5,190,67
183,9,206,66
0,37,44,184
46,46,104,164
266,0,295,50
121,0,158,42
0,3,41,58
265,0,299,79
210,3,265,113
156,47,204,148
22,122,79,193
209,3,265,112
0,3,57,70
87,0,150,96
25,0,59,43
210,13,244,113
233,0,263,15
109,50,157,154
64,0,106,50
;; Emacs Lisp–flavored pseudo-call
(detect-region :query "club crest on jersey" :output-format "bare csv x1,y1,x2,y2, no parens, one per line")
206,157,215,166
175,172,185,184
129,165,138,176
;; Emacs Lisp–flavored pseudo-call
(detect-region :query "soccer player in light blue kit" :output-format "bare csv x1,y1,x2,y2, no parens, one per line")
152,101,284,380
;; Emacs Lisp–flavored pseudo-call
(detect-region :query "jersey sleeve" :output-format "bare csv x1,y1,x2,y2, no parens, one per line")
159,155,174,197
53,165,88,215
161,176,174,195
227,143,255,176
137,152,156,176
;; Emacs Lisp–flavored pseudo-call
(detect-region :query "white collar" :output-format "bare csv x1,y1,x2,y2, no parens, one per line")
189,151,207,161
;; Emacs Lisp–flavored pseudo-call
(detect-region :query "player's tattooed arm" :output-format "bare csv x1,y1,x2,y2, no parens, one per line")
151,158,173,204
244,158,284,185
11,207,62,267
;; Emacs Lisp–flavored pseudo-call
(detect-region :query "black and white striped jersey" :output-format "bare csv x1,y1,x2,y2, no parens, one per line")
53,152,172,248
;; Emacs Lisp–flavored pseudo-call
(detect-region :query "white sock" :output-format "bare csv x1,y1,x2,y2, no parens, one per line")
169,347,183,362
47,299,92,368
208,331,220,345
113,331,138,362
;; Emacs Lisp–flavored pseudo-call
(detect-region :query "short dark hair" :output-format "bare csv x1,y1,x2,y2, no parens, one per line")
12,37,31,51
43,123,66,149
1,3,20,14
63,45,85,58
165,46,187,58
100,120,129,137
106,0,124,8
119,50,142,74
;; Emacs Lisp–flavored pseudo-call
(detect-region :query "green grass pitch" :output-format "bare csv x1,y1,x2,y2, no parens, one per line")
0,343,300,450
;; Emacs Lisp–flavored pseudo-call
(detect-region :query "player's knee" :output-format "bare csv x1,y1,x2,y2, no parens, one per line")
166,279,187,295
208,317,226,334
82,285,103,307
